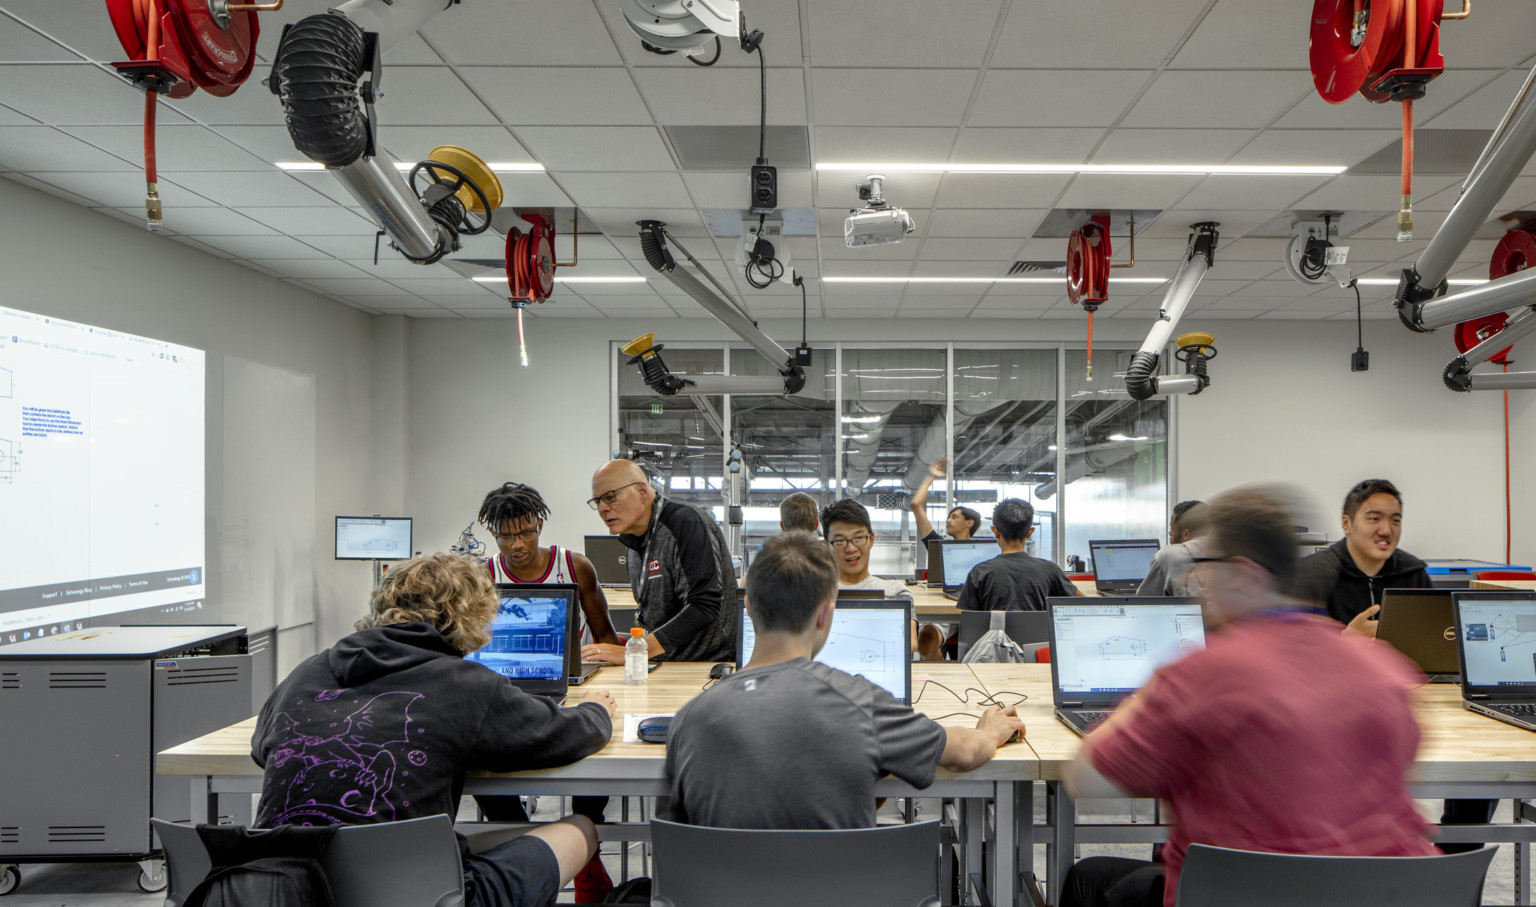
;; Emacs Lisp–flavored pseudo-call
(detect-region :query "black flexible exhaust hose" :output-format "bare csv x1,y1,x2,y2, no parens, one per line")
1125,350,1160,400
273,13,369,167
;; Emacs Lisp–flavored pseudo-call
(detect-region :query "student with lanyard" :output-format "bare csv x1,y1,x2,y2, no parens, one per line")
474,481,619,900
479,482,620,650
1059,485,1436,907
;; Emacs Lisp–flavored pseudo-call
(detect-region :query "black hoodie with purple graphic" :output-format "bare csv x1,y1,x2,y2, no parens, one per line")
251,621,610,832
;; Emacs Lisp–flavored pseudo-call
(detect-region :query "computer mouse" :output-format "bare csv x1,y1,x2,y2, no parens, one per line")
636,715,671,744
709,662,735,681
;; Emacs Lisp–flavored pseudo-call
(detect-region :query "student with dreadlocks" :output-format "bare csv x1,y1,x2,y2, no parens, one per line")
478,482,620,650
475,482,620,902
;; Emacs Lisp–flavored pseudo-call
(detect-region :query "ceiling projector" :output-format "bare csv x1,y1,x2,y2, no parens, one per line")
845,175,915,248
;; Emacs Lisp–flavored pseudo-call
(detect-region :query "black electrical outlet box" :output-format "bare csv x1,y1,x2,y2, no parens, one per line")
750,164,777,214
1352,349,1370,372
793,344,813,367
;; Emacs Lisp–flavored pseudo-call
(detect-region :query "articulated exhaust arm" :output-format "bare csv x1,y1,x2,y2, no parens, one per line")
271,0,495,265
1443,305,1536,391
1124,224,1219,400
1398,60,1536,335
625,221,806,397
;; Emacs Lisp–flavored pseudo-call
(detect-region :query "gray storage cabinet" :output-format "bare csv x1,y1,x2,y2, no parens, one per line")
0,626,251,893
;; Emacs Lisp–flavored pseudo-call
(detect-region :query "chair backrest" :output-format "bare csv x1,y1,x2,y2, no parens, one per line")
1174,843,1494,907
650,818,941,907
152,815,464,907
956,610,1052,659
1034,644,1051,663
1477,570,1536,581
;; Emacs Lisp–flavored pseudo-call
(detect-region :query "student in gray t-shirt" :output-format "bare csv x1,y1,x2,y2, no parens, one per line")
664,531,1026,830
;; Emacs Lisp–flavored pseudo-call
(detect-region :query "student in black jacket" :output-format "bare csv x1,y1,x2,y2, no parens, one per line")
1295,478,1432,634
252,553,616,907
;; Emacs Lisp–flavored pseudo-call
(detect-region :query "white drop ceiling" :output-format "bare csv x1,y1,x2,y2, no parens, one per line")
1,0,1534,321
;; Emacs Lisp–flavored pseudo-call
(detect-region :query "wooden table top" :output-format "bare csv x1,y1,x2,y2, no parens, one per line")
158,662,1039,782
1471,579,1536,592
963,663,1536,784
601,579,1097,618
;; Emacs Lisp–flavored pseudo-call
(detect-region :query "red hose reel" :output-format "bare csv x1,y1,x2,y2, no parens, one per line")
106,0,263,99
1310,0,1444,103
1066,216,1112,311
1455,226,1536,365
506,213,557,304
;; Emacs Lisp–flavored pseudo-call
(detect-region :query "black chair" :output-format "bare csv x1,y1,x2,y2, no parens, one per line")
956,610,1051,660
650,818,941,907
1174,842,1495,907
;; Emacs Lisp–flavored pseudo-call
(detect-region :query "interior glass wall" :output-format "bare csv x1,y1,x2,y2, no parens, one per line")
615,347,726,517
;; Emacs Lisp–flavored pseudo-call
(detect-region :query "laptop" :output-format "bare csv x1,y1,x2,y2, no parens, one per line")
584,535,631,588
1088,539,1162,594
465,584,596,701
1452,591,1536,731
931,539,1002,591
1377,588,1460,681
735,595,913,703
1047,597,1205,736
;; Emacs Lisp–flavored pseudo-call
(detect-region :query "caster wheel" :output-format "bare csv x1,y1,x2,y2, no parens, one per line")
137,861,167,893
0,865,19,896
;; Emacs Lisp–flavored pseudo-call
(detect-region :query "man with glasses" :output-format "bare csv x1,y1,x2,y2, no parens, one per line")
821,498,943,659
581,459,737,664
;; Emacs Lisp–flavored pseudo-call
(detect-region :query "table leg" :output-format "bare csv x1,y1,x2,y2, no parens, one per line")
963,798,984,903
189,777,210,825
1048,783,1076,907
992,781,1022,907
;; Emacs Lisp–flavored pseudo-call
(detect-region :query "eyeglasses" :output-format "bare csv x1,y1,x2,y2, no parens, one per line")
587,481,645,510
493,527,540,544
829,534,873,550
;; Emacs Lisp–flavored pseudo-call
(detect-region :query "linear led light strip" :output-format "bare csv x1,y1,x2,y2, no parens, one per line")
275,162,545,172
815,163,1347,175
1354,277,1486,286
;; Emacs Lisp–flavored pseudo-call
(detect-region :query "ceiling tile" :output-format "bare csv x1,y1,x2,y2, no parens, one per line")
0,13,83,61
557,171,690,208
1121,71,1311,128
421,2,620,65
813,126,957,164
1422,70,1530,130
61,124,269,171
462,67,653,126
815,171,941,210
820,260,916,278
926,208,1049,238
1143,210,1271,240
951,127,1106,163
1294,174,1462,210
4,172,93,206
197,234,334,259
389,279,503,299
1091,129,1256,164
1056,174,1202,209
298,278,416,297
0,65,189,125
373,67,498,126
1173,175,1332,211
584,207,706,237
0,3,138,62
1273,69,1498,129
493,172,573,207
989,0,1210,69
377,126,537,166
970,70,1153,128
918,238,1027,260
1228,129,1398,167
516,126,675,171
811,69,978,127
632,67,807,126
163,81,284,127
161,170,332,206
241,258,370,279
1436,0,1536,70
110,205,276,235
1169,0,1309,70
239,206,376,235
932,173,1072,208
30,170,217,208
212,126,313,165
806,0,1002,68
0,102,37,125
0,126,135,171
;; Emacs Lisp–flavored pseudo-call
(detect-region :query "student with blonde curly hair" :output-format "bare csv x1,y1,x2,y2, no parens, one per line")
251,553,616,907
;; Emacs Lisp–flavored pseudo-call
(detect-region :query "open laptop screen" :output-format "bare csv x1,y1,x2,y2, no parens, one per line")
738,599,913,702
1455,594,1536,690
465,589,573,682
1088,540,1161,582
1050,600,1204,699
938,540,1001,587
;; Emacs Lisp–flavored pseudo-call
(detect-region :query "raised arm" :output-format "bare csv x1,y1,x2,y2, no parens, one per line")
910,457,948,539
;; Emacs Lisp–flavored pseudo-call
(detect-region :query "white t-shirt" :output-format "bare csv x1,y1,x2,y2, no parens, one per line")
839,574,914,602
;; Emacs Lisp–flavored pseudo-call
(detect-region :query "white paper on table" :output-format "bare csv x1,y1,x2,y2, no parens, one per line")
622,713,674,743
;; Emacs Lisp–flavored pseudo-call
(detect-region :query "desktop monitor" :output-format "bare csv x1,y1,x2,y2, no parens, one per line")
335,516,413,561
1088,539,1162,583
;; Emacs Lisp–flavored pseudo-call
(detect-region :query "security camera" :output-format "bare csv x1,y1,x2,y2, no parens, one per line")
845,175,915,248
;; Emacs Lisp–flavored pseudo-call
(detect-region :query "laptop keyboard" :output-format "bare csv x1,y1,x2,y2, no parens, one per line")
1490,703,1536,717
1076,711,1112,725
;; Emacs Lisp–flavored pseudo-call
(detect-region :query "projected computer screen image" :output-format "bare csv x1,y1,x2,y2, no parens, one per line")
1090,541,1161,581
1052,603,1205,694
335,516,413,560
942,542,1000,586
741,605,910,701
466,595,569,681
1457,599,1536,687
0,305,205,645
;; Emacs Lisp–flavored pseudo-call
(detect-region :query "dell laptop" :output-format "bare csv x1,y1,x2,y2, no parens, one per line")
1452,591,1536,732
1088,539,1162,594
465,584,597,701
1047,597,1205,736
584,535,631,588
736,596,913,703
1377,588,1459,681
931,539,1002,592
